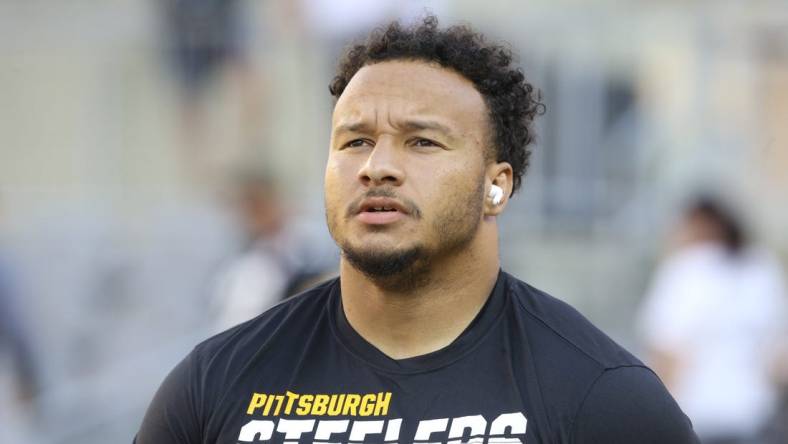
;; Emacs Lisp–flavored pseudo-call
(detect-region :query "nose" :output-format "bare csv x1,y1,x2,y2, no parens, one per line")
357,137,405,187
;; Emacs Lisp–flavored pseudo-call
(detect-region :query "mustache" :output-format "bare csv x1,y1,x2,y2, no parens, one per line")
346,188,422,219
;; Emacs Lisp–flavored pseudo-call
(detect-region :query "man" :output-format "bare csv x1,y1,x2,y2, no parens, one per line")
136,16,698,443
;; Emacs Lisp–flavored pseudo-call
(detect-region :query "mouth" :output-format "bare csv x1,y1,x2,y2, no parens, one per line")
354,197,410,225
357,197,409,215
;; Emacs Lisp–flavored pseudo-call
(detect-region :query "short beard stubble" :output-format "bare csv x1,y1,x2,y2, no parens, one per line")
331,179,485,292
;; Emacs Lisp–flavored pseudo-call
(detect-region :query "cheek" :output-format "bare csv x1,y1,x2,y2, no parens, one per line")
426,155,482,192
325,153,357,185
417,163,483,220
323,159,338,195
324,164,341,213
324,155,356,218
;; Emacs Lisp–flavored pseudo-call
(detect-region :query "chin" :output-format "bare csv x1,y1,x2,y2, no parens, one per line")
341,240,427,280
347,230,417,251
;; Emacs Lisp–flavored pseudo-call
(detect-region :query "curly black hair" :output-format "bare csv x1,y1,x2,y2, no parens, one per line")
329,15,543,195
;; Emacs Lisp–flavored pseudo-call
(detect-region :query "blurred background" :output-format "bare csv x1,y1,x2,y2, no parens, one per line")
1,1,787,443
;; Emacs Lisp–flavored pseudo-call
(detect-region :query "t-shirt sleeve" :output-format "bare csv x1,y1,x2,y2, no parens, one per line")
134,352,203,444
572,366,699,444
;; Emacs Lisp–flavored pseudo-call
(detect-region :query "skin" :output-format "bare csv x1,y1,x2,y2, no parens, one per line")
324,60,513,359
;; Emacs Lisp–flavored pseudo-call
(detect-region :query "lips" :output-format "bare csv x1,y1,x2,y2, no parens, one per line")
354,197,410,225
358,197,409,215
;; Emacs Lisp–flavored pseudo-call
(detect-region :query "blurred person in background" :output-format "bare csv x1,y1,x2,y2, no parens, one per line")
159,0,265,185
639,195,788,444
211,171,335,332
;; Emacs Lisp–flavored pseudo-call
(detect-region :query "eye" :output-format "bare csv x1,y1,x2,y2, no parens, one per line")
343,139,372,149
411,138,441,148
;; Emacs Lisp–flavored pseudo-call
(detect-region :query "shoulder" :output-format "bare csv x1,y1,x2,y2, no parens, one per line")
135,278,338,443
501,273,697,442
502,272,642,369
572,366,698,443
194,277,338,364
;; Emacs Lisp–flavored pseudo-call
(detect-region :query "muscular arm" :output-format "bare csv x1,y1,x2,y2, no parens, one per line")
572,366,698,444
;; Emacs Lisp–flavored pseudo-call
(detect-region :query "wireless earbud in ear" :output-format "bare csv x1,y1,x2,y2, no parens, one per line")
489,185,504,205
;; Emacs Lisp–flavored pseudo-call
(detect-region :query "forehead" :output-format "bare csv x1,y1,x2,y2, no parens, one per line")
332,60,488,133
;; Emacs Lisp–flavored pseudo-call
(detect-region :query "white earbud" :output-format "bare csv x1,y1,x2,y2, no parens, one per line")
489,185,504,205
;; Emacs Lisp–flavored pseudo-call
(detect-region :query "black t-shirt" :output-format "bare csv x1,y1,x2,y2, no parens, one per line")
135,271,698,443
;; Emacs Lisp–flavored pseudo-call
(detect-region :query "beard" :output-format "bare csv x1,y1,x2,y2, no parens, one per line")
341,242,427,286
329,178,485,292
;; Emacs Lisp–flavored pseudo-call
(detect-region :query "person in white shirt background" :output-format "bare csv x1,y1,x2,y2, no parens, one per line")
639,195,788,444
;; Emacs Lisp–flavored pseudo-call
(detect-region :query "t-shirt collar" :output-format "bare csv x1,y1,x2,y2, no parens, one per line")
329,269,508,374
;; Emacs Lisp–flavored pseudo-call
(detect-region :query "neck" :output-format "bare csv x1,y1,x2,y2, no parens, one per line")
339,222,500,359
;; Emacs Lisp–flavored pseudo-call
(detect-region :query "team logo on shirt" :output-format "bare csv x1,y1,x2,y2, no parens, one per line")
239,391,528,443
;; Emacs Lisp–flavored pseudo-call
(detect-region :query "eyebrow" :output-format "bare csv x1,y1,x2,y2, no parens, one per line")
333,121,373,135
333,119,457,139
400,119,456,138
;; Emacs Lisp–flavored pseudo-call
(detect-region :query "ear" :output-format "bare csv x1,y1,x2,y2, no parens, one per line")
484,162,513,216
